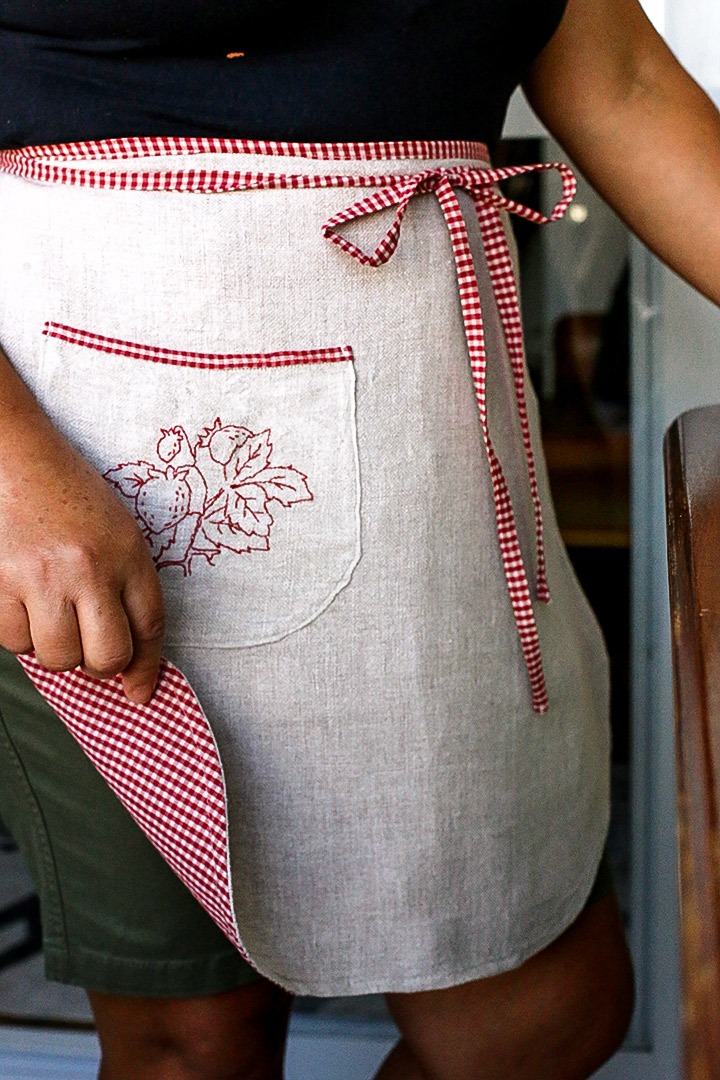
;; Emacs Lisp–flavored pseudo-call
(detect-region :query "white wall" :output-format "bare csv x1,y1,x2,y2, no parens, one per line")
666,2,720,103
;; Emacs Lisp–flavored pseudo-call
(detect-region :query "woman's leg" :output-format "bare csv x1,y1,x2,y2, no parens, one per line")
376,889,633,1080
89,979,293,1080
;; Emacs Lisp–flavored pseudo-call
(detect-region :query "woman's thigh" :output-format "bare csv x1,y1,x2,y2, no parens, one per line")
382,889,634,1080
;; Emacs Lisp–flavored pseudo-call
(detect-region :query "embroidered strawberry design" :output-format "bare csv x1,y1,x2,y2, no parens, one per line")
207,424,253,466
104,419,313,574
134,467,192,533
157,427,194,466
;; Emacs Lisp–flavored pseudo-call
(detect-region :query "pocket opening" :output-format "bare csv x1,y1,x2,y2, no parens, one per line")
43,321,354,370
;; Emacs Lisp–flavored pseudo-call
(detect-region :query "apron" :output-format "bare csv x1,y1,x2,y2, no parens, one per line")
0,137,611,995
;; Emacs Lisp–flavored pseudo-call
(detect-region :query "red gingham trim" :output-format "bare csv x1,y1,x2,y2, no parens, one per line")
471,194,550,605
17,654,249,961
0,137,489,190
433,179,552,714
0,164,494,194
44,321,354,370
0,135,488,167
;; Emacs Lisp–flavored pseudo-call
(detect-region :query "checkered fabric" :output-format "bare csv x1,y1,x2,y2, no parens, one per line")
0,135,488,169
16,653,247,959
43,321,353,370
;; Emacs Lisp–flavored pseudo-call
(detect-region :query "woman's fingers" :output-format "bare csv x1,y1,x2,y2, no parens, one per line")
74,587,134,680
0,410,167,702
2,554,164,706
119,571,165,705
25,593,83,672
0,595,32,654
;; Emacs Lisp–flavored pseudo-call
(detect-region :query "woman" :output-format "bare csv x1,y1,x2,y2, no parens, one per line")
0,0,715,1076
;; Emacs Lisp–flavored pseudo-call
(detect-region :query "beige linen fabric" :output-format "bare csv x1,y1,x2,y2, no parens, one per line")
0,146,610,994
38,330,360,647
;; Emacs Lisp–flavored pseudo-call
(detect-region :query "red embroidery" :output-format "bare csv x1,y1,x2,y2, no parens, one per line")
104,420,313,574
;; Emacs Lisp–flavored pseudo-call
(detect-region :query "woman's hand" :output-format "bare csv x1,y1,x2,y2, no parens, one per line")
0,355,164,704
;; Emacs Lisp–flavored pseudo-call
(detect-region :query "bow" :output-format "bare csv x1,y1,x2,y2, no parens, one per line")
322,162,577,714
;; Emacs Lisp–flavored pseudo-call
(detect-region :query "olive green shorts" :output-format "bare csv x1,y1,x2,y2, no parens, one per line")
0,647,614,997
0,647,258,996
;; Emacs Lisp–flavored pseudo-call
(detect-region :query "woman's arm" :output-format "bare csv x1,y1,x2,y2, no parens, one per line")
0,350,164,702
523,0,720,305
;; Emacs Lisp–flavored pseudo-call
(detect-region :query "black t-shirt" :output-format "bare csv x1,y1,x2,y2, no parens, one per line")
0,1,567,149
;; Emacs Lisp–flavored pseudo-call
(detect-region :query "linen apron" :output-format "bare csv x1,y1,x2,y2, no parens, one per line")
0,138,610,995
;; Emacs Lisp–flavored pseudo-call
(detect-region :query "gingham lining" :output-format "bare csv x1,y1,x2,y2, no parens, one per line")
1,137,576,714
43,321,354,370
16,654,247,959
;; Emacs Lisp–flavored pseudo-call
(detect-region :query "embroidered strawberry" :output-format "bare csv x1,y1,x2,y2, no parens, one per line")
105,417,314,574
207,423,253,466
134,467,192,534
157,426,194,466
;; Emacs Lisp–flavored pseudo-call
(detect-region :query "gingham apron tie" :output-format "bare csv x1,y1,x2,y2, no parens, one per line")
321,162,576,714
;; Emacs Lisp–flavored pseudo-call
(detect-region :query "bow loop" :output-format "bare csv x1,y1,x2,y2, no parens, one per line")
321,170,442,267
464,161,577,226
321,162,576,273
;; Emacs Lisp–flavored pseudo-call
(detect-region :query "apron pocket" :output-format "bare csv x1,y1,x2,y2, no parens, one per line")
38,321,361,647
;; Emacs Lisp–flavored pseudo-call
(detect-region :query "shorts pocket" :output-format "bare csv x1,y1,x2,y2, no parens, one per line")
38,321,361,646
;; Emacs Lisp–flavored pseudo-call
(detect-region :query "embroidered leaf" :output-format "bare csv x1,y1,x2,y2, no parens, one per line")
190,536,222,566
198,550,220,567
201,487,229,520
231,429,272,481
208,483,272,537
196,417,223,449
103,461,159,499
201,519,270,554
146,523,179,562
252,466,314,507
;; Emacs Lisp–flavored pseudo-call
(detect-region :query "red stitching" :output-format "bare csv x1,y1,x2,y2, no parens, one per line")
103,421,314,575
43,322,354,370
